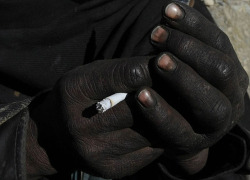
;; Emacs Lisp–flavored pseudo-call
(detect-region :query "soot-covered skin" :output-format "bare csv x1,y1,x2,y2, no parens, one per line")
26,57,165,179
147,1,249,176
26,1,249,180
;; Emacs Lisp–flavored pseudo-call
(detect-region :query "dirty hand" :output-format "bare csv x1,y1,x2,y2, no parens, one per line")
26,57,167,179
135,1,249,175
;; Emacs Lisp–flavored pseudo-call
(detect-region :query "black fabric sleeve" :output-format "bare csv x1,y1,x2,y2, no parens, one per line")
0,98,32,180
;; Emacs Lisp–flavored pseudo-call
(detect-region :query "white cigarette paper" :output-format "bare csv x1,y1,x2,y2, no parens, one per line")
96,93,128,113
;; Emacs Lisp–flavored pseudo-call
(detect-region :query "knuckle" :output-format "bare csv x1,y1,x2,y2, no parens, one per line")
119,60,151,89
214,31,231,50
215,59,234,82
210,98,232,129
176,35,195,56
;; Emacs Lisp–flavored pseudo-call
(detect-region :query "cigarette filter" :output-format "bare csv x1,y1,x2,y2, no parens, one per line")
96,93,127,113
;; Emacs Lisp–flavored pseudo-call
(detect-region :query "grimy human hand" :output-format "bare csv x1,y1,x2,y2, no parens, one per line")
26,57,165,179
138,1,249,175
26,2,249,179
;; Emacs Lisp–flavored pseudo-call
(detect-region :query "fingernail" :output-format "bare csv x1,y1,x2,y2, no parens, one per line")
151,26,169,43
165,3,184,20
158,54,176,71
138,89,156,108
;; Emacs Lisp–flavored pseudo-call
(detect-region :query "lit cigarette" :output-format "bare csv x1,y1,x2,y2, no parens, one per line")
96,93,128,113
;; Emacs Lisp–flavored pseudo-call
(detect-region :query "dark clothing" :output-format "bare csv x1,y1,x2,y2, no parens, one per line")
0,0,249,179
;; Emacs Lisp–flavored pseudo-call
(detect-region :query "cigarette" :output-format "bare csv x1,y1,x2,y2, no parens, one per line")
96,93,128,113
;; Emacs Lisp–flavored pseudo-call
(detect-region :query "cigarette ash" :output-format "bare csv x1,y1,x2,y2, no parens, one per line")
96,93,128,113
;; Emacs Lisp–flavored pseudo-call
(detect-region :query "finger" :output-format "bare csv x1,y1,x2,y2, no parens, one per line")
76,128,152,157
151,26,246,127
135,87,206,153
162,2,233,56
98,147,163,179
151,25,242,102
161,2,249,93
62,57,153,102
151,53,233,132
